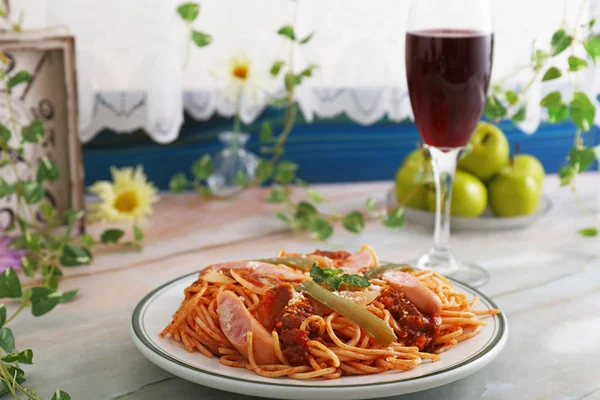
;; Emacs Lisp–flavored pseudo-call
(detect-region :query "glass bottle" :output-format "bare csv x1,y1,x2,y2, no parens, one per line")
207,132,258,197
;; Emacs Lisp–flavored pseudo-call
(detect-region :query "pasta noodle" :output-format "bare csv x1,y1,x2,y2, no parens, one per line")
160,247,500,379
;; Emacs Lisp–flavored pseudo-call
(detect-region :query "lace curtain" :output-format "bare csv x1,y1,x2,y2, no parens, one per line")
12,0,600,143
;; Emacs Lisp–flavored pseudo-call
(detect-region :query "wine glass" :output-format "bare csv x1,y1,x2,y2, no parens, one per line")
405,0,494,286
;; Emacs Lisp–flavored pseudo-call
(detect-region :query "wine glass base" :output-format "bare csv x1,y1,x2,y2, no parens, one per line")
412,250,490,287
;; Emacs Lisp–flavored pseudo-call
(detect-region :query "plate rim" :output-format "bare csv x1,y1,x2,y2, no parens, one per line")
131,269,508,390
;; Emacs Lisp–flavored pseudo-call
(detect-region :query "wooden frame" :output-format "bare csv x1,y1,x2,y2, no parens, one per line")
0,34,83,230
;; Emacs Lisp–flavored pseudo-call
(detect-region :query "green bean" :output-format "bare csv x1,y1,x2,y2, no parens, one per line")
253,257,315,271
363,263,414,280
296,281,396,346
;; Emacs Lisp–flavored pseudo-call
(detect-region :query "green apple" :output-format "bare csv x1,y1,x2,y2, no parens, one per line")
488,162,542,217
403,148,430,168
458,122,509,182
395,164,428,210
394,149,431,210
425,170,488,217
513,154,545,185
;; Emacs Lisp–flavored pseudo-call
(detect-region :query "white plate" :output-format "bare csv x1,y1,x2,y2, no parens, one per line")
387,188,552,231
131,271,508,400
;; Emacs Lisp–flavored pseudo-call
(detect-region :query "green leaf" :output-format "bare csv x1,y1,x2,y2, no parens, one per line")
133,224,144,241
191,154,213,180
540,91,563,108
2,349,33,364
256,159,274,183
7,71,31,88
512,106,527,123
169,172,188,193
21,256,38,277
59,289,78,303
235,170,250,187
505,91,519,105
275,212,292,226
0,328,14,353
0,305,5,328
365,198,376,212
310,264,342,283
547,105,569,123
589,18,597,29
270,60,285,77
39,202,57,223
295,64,318,84
176,2,199,21
541,67,562,81
550,29,573,56
583,37,600,65
268,186,286,203
342,211,365,233
36,157,60,182
0,123,10,143
310,265,370,290
295,201,318,219
570,92,596,132
80,233,95,248
100,229,125,244
568,56,588,72
284,72,297,91
325,276,344,290
310,217,333,240
42,265,62,291
0,178,13,198
559,165,576,186
60,244,92,266
275,161,298,184
277,25,295,40
532,49,549,67
299,32,314,44
3,366,24,388
63,209,84,226
384,207,405,229
306,189,325,204
341,274,370,289
51,390,71,400
0,268,21,298
483,95,507,121
578,227,598,237
191,30,212,47
30,287,60,316
22,181,44,204
21,120,44,143
569,146,596,172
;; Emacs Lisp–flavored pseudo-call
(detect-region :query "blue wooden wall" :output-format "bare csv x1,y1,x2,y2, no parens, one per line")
83,108,599,189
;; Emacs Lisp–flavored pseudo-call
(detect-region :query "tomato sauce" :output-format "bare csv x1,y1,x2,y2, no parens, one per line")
257,284,294,332
379,287,440,350
258,284,316,366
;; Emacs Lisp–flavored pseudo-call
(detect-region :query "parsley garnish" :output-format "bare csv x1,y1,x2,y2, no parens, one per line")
310,264,370,291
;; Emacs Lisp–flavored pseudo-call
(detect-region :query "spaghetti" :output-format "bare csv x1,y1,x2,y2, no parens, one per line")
160,246,499,379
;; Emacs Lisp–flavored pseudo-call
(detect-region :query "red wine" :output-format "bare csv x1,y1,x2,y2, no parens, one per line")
406,29,493,148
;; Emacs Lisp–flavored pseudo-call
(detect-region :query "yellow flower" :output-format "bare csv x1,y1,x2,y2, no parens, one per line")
88,166,158,223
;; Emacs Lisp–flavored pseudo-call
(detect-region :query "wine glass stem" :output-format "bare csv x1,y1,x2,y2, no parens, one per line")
427,146,463,254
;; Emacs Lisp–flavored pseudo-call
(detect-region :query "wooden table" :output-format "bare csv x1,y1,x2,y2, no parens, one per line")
11,174,600,400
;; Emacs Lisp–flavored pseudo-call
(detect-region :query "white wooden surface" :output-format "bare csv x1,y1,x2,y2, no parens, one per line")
10,174,600,400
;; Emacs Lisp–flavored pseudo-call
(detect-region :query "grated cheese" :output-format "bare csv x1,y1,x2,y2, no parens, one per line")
287,291,305,306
